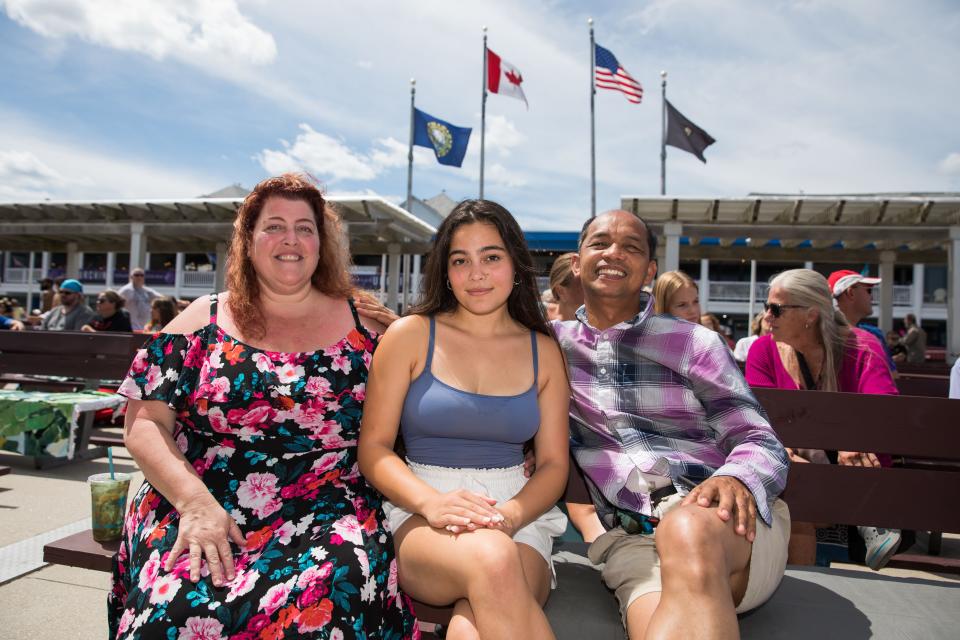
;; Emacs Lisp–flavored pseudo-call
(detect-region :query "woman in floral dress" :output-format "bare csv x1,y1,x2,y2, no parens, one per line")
109,174,418,639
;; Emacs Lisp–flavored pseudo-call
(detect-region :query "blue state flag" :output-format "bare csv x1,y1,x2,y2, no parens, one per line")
413,108,471,167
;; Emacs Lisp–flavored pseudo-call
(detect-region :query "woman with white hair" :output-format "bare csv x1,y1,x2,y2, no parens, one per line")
745,268,901,570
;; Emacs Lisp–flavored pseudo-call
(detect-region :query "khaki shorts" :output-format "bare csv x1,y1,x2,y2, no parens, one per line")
587,493,791,622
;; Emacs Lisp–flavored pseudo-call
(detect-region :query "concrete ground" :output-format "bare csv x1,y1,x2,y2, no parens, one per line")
0,445,957,640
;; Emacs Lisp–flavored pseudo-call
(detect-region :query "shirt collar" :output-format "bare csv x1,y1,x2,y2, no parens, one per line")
575,291,654,332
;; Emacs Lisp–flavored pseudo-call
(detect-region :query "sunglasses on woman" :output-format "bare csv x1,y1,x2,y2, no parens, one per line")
763,302,806,318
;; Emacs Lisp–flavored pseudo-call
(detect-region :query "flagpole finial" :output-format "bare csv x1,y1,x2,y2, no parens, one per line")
660,70,667,79
587,17,593,26
482,25,487,33
410,78,416,87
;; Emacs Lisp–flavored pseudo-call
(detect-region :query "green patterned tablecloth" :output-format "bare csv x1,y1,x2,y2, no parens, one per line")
0,389,125,459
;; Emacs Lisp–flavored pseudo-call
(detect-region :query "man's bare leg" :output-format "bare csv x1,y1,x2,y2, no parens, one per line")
640,505,752,640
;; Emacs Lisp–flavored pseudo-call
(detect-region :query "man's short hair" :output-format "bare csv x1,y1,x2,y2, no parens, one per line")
578,210,658,259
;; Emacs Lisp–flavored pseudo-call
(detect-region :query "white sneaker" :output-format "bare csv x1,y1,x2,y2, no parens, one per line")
859,526,901,570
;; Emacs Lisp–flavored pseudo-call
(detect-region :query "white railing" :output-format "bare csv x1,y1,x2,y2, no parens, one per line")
181,271,216,288
3,267,44,284
706,281,771,303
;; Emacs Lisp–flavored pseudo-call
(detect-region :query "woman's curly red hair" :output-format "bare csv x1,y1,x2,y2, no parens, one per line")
226,173,353,340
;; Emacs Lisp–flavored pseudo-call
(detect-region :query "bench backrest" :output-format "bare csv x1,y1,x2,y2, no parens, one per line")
0,330,149,381
753,387,960,534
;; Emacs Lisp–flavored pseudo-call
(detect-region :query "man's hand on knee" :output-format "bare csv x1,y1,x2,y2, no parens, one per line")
680,476,757,542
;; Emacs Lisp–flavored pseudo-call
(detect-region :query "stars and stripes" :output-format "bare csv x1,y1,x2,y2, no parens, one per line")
594,43,643,104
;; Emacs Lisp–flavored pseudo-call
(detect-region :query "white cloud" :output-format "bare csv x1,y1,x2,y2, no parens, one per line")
1,0,276,66
485,163,528,188
482,115,525,158
0,111,218,201
355,60,373,70
257,125,445,183
939,153,960,176
0,150,73,199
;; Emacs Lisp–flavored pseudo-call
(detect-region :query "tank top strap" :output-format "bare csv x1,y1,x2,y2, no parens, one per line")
530,330,539,385
425,316,437,371
209,293,218,325
346,296,364,330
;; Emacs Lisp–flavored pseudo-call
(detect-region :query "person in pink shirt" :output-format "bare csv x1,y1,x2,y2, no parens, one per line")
745,268,902,570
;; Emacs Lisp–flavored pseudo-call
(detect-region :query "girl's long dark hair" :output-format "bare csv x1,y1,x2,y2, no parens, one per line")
409,199,552,336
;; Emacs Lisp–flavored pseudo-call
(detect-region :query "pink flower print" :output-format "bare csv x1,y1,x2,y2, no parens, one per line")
331,629,345,640
290,397,327,428
226,401,274,436
207,407,231,434
296,580,330,609
224,568,260,603
387,558,399,597
236,472,281,519
330,354,352,375
257,580,292,616
325,398,342,413
273,520,296,545
149,572,182,605
116,608,136,637
353,547,371,579
362,350,372,368
295,561,333,590
175,432,189,452
208,376,230,402
129,349,148,374
351,383,366,402
183,338,204,368
118,376,142,400
144,364,164,395
305,375,332,397
311,451,341,474
207,344,223,370
323,343,343,358
177,616,225,640
276,362,305,384
331,515,364,546
251,352,275,374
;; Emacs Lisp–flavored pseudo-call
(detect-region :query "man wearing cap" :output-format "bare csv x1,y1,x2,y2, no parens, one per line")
117,268,160,330
39,279,96,331
828,269,896,370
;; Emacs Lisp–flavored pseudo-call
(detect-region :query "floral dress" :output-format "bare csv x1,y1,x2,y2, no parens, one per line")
109,295,418,640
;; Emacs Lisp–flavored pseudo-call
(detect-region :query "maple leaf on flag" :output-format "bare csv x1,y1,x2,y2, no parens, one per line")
505,69,523,86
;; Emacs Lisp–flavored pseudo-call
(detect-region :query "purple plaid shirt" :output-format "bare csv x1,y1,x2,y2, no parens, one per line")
552,293,788,526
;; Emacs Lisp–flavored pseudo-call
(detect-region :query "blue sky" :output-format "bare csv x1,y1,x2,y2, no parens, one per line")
1,0,958,229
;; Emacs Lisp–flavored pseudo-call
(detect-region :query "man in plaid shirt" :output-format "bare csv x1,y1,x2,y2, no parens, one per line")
553,210,791,639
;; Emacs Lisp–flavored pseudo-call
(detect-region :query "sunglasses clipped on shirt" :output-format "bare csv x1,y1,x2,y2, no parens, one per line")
763,302,807,318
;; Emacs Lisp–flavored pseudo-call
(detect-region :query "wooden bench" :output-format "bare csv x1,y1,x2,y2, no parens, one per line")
0,330,147,467
42,388,960,638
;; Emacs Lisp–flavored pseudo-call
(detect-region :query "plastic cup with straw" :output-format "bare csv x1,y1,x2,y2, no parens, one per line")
89,446,131,542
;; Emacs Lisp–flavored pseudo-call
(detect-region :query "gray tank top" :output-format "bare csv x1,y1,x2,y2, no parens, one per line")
400,316,541,469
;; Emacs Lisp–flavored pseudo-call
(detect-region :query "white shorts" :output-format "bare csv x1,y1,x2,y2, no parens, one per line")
383,460,569,587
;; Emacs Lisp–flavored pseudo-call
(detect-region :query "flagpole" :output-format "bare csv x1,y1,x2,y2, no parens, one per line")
588,17,596,218
660,70,667,196
480,26,488,200
406,78,416,211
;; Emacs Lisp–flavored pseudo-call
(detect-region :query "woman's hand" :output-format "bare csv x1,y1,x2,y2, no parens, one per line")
353,296,400,328
785,447,809,464
80,324,95,332
420,489,503,533
165,491,245,586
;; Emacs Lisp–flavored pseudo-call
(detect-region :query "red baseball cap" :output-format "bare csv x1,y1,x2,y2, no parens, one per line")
827,270,881,297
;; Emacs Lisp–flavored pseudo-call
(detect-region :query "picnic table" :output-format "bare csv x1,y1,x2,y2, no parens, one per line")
0,389,124,466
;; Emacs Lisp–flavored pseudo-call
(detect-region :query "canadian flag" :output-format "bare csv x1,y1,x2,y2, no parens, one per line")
486,48,528,107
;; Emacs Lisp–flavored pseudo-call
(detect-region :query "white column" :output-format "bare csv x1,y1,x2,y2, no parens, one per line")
106,252,116,289
699,259,710,311
26,251,36,312
747,259,758,321
214,243,228,293
65,242,80,278
129,222,146,270
174,252,185,299
948,227,960,363
386,244,401,312
878,250,896,333
41,251,51,278
401,254,411,312
379,254,388,303
411,254,422,306
145,252,152,271
912,263,924,323
663,222,682,274
804,261,814,270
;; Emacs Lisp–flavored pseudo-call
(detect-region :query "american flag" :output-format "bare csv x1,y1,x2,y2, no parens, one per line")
594,43,643,104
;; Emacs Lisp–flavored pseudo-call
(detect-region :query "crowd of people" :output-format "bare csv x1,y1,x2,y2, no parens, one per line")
2,172,955,639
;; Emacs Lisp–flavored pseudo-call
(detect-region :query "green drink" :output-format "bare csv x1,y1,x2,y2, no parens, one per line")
89,472,131,542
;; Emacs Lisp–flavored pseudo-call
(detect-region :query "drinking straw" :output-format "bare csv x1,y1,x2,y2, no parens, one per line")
107,447,115,480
